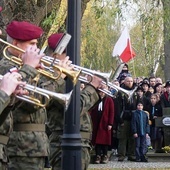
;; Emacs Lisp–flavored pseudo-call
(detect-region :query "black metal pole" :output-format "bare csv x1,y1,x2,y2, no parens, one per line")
61,1,81,170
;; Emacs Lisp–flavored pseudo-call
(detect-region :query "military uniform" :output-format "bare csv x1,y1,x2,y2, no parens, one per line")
0,57,49,169
80,85,100,170
0,20,49,170
46,83,100,170
0,90,12,170
46,33,100,170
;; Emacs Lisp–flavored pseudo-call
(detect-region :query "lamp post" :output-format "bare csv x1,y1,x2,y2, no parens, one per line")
61,0,81,170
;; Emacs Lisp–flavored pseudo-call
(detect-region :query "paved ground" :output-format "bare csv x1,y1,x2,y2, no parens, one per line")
88,155,170,169
45,151,170,169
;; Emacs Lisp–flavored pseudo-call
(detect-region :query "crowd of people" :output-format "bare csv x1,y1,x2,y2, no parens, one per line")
89,63,169,164
0,6,170,170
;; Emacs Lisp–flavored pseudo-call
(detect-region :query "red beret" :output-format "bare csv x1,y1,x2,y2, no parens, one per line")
48,33,64,51
0,6,2,12
6,21,43,41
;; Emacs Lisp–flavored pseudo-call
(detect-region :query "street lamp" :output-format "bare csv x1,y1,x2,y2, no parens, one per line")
61,1,82,170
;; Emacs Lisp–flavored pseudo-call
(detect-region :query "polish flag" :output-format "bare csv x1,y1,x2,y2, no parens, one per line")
112,27,136,63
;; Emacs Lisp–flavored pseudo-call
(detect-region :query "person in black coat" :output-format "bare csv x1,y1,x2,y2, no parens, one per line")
160,80,170,108
136,86,150,111
146,93,163,152
140,81,152,100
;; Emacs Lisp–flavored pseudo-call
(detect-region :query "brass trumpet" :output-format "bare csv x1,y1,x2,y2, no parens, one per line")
43,56,113,83
101,81,137,100
0,74,73,109
42,57,136,99
0,38,81,85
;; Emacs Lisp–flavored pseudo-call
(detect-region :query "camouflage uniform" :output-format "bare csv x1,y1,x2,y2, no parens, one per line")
0,90,12,170
0,55,49,170
46,80,100,170
40,77,65,170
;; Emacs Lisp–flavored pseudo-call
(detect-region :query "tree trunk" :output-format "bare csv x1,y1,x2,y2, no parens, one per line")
162,0,170,80
0,0,90,53
0,0,90,28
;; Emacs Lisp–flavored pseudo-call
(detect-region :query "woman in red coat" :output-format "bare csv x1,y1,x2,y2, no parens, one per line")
90,91,114,164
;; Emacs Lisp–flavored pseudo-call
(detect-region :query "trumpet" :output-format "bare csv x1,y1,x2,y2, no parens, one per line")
101,81,137,100
42,56,137,99
40,55,136,99
0,75,73,109
43,56,113,83
0,38,81,85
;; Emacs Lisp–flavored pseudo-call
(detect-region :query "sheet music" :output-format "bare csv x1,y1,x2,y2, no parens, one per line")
54,33,72,55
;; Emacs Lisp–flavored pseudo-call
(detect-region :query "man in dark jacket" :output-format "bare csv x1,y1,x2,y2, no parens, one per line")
117,76,137,161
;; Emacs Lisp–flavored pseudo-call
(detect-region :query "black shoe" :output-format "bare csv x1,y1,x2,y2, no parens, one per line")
101,155,109,164
141,158,148,162
118,156,125,161
128,157,136,161
135,159,141,162
95,155,101,164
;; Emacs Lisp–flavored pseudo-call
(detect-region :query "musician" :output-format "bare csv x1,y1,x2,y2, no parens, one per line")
0,21,49,170
0,18,27,169
44,33,104,170
0,71,28,170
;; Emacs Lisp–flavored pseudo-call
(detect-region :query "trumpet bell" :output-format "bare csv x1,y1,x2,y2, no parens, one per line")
25,83,73,110
53,90,73,111
0,74,73,109
108,82,137,100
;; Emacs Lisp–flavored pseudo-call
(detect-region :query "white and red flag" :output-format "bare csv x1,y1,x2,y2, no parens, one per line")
112,27,136,63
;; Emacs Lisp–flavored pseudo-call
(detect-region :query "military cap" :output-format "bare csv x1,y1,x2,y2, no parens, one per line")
6,21,43,41
48,33,64,51
165,80,170,88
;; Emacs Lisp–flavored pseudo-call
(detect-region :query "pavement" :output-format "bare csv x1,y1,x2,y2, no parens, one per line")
45,151,170,169
88,152,170,169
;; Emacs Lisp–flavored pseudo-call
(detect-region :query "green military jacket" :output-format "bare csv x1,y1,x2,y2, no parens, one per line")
80,85,100,147
45,78,100,147
0,90,12,162
45,79,100,132
40,76,65,132
0,56,49,157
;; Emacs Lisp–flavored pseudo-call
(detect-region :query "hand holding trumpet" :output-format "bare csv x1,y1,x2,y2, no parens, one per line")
21,46,45,69
88,75,104,89
57,56,74,79
0,72,27,96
